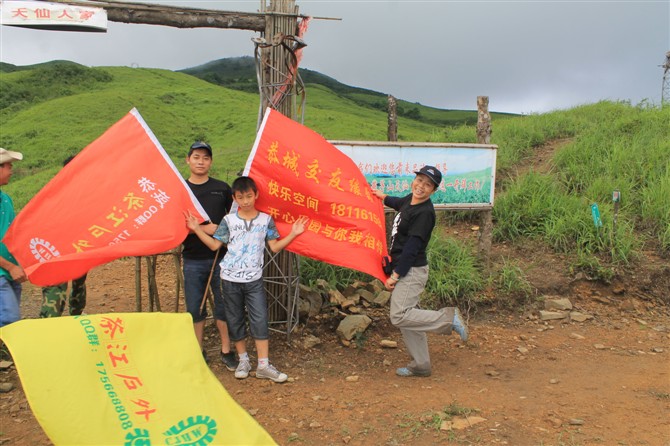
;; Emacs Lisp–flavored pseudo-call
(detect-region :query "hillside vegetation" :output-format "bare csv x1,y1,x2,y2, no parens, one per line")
179,56,517,126
1,60,668,310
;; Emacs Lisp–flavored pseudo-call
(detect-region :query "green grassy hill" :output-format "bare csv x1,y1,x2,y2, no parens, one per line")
179,56,516,126
1,60,668,293
1,61,466,208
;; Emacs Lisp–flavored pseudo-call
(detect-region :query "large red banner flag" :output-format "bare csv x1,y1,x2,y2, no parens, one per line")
3,108,208,286
244,108,388,282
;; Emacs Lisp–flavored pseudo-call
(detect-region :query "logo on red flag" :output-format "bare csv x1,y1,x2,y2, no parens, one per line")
3,108,208,286
243,109,388,282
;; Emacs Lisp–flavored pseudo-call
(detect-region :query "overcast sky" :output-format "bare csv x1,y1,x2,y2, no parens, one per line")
1,0,668,114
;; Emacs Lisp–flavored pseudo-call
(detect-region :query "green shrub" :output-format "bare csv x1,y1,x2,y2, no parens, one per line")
423,233,484,309
494,258,534,308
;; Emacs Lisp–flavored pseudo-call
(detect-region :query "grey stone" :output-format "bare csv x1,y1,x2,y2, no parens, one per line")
302,335,321,349
373,290,392,307
569,311,593,322
544,297,573,311
336,315,372,340
539,310,567,321
297,298,311,318
357,289,375,303
304,291,324,317
328,289,347,306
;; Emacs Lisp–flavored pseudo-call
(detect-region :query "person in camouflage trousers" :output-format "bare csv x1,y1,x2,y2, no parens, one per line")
39,274,87,318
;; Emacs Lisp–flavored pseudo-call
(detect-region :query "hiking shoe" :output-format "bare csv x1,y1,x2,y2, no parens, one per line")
234,359,251,379
256,364,288,383
220,351,239,372
396,367,431,378
452,308,469,342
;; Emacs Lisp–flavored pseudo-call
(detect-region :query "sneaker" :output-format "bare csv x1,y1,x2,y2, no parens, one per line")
220,351,239,372
452,308,469,342
396,367,431,378
234,359,251,379
256,364,288,383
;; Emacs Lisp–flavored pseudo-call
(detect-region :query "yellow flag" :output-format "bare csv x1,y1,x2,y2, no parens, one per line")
0,313,276,445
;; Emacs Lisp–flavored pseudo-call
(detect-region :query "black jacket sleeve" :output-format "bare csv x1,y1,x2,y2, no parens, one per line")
383,195,404,212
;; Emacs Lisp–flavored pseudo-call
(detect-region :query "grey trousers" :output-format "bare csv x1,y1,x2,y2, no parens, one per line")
389,265,456,374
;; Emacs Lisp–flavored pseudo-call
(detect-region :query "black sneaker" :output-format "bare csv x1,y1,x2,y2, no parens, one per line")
220,351,239,371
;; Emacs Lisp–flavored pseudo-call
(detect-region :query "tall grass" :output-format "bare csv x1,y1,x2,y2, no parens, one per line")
299,258,371,289
490,101,667,259
423,234,484,309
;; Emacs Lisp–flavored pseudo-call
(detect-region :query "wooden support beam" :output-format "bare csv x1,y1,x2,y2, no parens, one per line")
476,96,493,267
36,0,268,31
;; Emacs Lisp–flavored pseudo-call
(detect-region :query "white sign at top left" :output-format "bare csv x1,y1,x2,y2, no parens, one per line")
0,0,107,32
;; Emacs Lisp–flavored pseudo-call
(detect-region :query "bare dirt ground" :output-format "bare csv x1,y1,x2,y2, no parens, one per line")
1,139,669,445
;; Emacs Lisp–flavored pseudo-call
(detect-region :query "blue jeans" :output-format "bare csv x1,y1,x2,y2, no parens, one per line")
0,276,22,328
183,257,227,324
222,278,268,342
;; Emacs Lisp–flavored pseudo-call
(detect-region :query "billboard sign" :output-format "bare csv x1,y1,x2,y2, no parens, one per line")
331,141,497,209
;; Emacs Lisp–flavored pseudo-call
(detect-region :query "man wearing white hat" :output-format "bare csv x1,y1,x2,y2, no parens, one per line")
0,148,27,329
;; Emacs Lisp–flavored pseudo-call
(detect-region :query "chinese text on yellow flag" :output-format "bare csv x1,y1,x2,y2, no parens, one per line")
0,313,276,445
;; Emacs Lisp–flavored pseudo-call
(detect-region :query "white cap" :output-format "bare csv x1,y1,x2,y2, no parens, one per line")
0,148,23,164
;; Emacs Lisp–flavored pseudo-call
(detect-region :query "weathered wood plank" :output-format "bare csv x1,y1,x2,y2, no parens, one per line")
36,0,267,31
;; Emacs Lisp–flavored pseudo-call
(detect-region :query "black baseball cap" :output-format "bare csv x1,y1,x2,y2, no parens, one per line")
188,141,212,157
414,165,442,187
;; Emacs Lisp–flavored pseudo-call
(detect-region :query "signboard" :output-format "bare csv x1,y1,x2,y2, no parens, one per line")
331,141,497,209
0,0,107,32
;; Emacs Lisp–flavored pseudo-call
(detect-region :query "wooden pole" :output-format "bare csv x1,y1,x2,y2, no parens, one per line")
476,96,493,266
38,0,268,30
174,250,183,313
134,257,142,312
145,256,156,311
384,95,398,249
258,0,301,337
387,95,398,142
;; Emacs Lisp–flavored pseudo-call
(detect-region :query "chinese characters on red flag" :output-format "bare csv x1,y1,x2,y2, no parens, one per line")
244,108,388,282
2,109,208,286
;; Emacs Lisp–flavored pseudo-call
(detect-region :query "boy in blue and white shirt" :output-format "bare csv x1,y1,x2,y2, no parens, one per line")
186,176,307,383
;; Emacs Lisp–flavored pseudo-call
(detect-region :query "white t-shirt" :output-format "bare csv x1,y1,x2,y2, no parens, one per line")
213,211,280,283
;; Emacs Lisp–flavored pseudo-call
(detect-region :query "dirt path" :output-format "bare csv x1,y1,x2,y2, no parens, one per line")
2,135,669,445
1,255,669,446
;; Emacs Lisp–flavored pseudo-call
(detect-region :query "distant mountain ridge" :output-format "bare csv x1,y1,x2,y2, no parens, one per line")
178,56,515,126
1,57,515,127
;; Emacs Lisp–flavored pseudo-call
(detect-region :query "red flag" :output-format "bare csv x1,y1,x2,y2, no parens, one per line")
3,109,208,286
244,108,388,282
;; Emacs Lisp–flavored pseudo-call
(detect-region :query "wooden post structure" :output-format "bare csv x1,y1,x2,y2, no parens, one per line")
476,96,493,266
257,0,302,337
387,95,398,142
39,0,268,31
384,95,398,248
134,257,142,312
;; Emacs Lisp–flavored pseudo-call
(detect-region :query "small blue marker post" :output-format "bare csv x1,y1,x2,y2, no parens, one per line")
591,203,602,228
612,190,621,253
